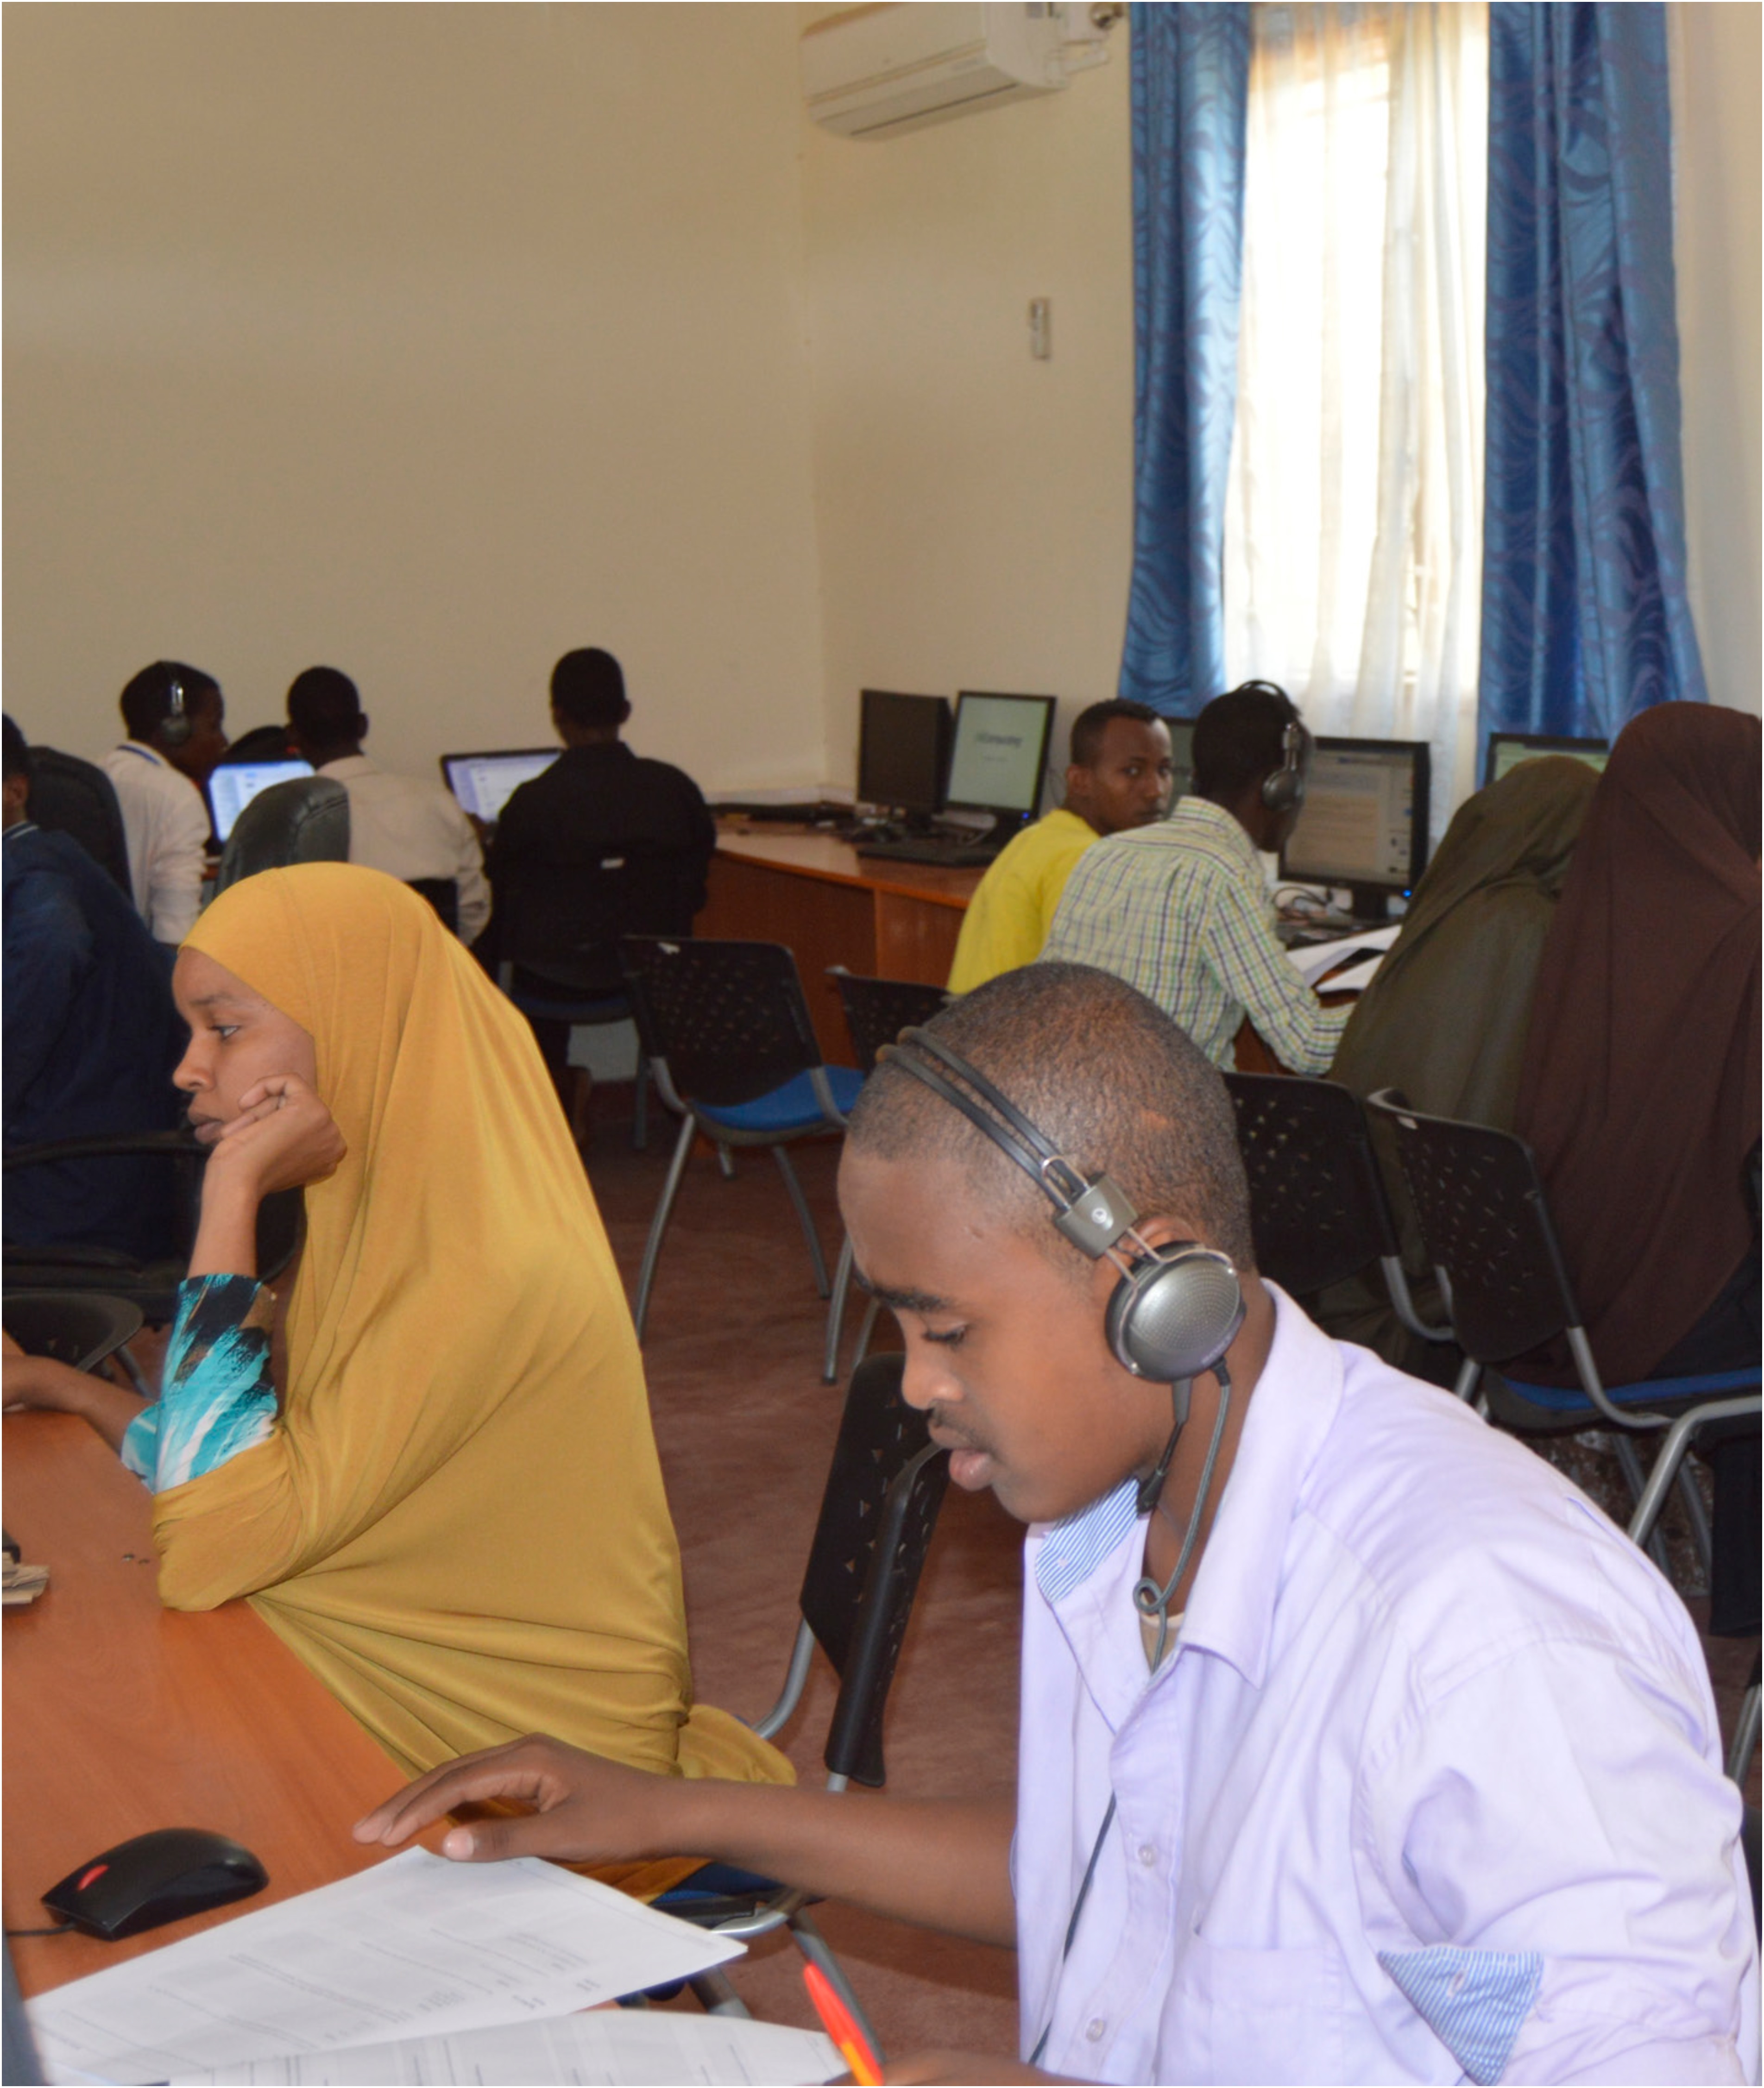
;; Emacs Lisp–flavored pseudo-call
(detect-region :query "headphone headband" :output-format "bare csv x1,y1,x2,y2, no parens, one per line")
882,1029,1140,1259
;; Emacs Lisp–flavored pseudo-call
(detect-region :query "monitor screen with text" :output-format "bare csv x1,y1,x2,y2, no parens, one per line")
1486,732,1610,786
1280,738,1429,894
945,693,1057,816
441,749,559,824
208,760,314,843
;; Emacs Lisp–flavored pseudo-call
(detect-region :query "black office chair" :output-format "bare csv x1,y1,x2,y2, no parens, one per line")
620,937,863,1341
820,972,952,1383
5,1132,304,1336
213,777,349,893
1222,1073,1450,1340
2,1291,143,1376
24,748,133,899
654,1350,950,2044
488,846,705,1151
1365,1089,1759,1576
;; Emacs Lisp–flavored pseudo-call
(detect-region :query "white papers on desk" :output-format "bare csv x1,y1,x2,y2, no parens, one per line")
171,2010,844,2085
1284,922,1400,993
29,1849,745,2088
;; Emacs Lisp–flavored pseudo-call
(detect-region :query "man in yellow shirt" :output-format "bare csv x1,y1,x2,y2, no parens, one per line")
948,699,1174,992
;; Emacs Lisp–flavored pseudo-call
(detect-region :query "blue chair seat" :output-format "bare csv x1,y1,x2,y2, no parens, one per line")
1500,1365,1759,1415
696,1066,865,1136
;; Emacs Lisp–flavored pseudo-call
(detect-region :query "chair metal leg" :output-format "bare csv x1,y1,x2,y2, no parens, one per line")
688,1968,752,2018
1673,1457,1714,1581
824,1235,855,1384
633,1114,698,1342
717,1144,737,1181
1452,1356,1481,1404
853,1296,881,1374
631,1060,649,1152
772,1146,831,1298
1625,1395,1758,1557
789,1908,883,2063
113,1341,151,1398
1609,1429,1673,1576
1728,1679,1761,1788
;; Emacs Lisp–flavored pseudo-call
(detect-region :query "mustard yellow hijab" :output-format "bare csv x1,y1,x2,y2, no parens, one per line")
164,864,787,1805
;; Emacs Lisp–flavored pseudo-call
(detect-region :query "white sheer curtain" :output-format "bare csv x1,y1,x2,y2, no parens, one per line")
1223,2,1488,834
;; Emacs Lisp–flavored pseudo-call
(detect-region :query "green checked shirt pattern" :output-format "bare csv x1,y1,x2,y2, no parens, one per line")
1041,796,1351,1074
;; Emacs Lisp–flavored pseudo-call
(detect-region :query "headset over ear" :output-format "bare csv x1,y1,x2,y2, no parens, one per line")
158,675,192,750
880,1028,1245,1388
1260,718,1305,815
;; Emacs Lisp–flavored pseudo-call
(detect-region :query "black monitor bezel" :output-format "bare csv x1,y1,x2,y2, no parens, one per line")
856,690,953,820
1481,730,1611,788
1279,734,1432,901
945,691,1059,825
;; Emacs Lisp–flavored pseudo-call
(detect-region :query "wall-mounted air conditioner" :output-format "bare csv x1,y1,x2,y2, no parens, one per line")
802,3,1114,143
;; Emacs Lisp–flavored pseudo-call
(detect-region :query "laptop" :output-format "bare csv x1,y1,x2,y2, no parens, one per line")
439,748,559,824
207,759,314,844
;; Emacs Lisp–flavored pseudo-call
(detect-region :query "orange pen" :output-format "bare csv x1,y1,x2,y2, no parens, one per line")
802,1960,883,2087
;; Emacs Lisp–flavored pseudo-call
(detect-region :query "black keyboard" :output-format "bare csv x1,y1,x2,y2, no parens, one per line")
856,836,1002,868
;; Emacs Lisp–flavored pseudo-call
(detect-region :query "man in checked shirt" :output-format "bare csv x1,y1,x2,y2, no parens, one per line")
1041,681,1348,1074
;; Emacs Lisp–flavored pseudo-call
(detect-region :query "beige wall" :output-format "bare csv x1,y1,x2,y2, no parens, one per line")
6,4,1757,792
4,3,827,789
799,27,1135,793
1671,1,1762,715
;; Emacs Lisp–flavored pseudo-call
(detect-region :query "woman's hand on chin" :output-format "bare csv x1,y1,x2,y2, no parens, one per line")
207,1073,347,1196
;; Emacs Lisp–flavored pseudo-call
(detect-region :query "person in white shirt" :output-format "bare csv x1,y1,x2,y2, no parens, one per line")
285,667,490,945
100,660,229,948
353,964,1755,2087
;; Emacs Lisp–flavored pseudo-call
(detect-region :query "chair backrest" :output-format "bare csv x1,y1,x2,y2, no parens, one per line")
214,776,349,893
494,843,704,997
621,937,824,1108
1222,1073,1401,1296
406,877,459,934
1364,1090,1579,1363
830,972,951,1075
26,748,133,899
800,1351,951,1788
1,1290,143,1374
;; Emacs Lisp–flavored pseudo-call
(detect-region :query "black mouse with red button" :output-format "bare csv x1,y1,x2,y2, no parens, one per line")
43,1828,268,1940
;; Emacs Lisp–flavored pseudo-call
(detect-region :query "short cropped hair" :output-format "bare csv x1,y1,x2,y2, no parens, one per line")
287,666,364,745
1191,680,1303,801
847,961,1255,1274
2,715,28,783
550,648,630,730
1069,698,1164,771
120,660,220,742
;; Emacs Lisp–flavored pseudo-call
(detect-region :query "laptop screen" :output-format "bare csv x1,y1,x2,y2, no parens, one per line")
208,760,315,843
440,749,559,824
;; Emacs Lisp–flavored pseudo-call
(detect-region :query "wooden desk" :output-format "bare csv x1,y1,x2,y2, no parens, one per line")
3,1412,398,1997
699,829,982,1063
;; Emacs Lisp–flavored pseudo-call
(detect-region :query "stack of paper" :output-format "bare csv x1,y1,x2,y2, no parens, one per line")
1284,922,1400,994
27,1849,833,2088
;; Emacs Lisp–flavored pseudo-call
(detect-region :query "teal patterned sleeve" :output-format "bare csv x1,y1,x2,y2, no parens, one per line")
120,1274,277,1492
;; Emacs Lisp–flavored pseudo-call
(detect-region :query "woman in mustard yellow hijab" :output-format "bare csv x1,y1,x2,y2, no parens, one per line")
5,863,788,1812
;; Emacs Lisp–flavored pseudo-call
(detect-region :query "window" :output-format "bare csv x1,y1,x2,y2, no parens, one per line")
1223,2,1489,826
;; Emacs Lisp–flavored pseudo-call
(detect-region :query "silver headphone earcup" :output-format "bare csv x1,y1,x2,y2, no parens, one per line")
1106,1245,1245,1381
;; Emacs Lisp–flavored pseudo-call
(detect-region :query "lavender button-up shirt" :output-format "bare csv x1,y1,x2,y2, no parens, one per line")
1015,1289,1758,2084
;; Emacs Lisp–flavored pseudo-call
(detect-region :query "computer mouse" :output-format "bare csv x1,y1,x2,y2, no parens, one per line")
42,1827,268,1940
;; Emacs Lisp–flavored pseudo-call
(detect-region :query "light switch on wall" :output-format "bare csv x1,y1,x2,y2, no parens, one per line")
1029,298,1052,359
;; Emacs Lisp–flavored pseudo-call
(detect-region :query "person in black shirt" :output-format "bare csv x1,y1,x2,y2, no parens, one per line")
487,651,716,1068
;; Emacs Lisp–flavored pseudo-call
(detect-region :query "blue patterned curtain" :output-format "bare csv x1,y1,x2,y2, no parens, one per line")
1118,4,1251,717
1479,2,1706,745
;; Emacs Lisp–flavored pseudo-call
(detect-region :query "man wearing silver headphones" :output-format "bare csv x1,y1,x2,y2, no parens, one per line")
1042,682,1349,1075
356,966,1753,2085
101,659,229,946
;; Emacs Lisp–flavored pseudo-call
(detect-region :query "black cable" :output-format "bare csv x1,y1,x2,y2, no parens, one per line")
4,1923,72,1938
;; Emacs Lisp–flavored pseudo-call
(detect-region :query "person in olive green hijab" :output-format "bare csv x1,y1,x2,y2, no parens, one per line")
1316,755,1601,1368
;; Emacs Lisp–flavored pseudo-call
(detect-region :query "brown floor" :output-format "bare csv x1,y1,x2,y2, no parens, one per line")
577,1091,1759,2063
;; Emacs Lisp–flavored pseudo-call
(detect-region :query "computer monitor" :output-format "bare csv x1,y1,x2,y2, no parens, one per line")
207,759,314,844
1166,718,1197,802
857,690,952,824
440,748,559,824
1483,730,1611,787
945,692,1058,843
1279,736,1431,919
